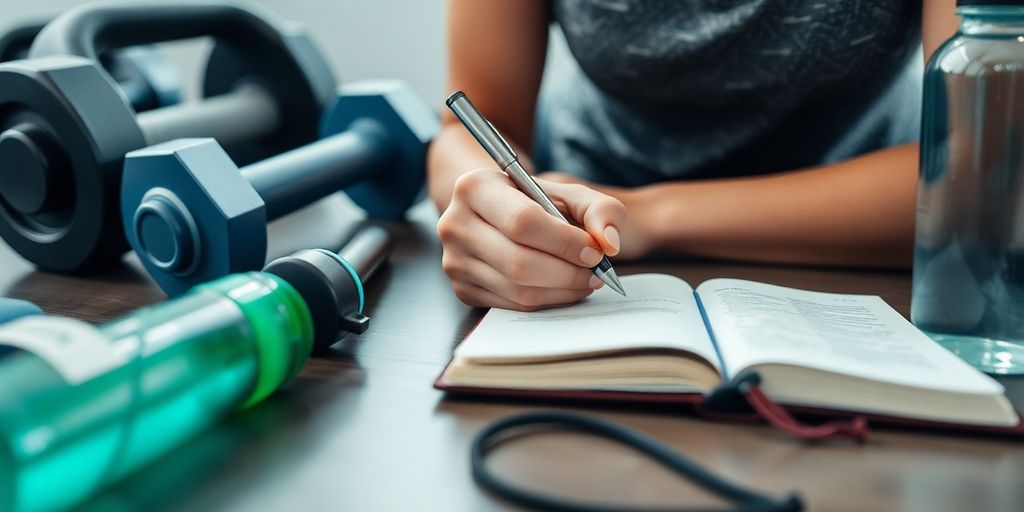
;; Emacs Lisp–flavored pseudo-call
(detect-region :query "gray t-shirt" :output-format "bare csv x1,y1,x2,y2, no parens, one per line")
535,0,923,186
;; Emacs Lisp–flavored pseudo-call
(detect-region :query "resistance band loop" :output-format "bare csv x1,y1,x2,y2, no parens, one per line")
471,411,803,512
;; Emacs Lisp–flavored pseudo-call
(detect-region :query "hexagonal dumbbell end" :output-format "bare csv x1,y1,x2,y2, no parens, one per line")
121,139,268,296
0,56,146,272
321,80,440,219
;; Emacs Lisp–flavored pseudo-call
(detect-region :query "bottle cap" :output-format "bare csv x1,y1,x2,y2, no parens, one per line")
262,225,392,353
263,249,366,354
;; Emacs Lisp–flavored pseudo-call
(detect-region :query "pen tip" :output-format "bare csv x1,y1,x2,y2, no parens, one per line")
601,269,627,297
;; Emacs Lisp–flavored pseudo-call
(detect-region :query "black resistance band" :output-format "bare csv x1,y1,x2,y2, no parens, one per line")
471,411,803,512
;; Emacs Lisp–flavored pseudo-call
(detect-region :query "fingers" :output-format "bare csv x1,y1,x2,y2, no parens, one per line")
450,282,591,312
474,220,601,289
540,179,626,256
457,170,604,268
450,282,525,310
441,209,598,290
444,255,596,311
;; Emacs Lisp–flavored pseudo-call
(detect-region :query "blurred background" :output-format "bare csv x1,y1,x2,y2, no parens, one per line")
3,0,574,125
2,0,450,106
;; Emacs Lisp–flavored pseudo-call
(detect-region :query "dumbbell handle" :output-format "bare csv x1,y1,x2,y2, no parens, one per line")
138,85,279,148
32,3,285,146
337,224,392,284
242,119,393,221
31,4,281,60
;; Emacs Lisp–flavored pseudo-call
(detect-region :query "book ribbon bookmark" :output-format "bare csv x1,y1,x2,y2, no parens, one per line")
699,373,870,443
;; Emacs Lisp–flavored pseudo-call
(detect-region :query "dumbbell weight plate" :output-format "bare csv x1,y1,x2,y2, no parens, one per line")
0,58,146,270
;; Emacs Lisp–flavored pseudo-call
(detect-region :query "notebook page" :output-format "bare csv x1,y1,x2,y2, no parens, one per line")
696,278,1003,395
455,274,720,371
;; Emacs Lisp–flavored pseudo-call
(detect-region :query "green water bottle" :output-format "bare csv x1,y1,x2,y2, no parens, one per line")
0,226,391,512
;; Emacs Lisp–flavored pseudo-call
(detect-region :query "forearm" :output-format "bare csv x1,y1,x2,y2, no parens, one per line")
432,0,549,214
640,144,919,268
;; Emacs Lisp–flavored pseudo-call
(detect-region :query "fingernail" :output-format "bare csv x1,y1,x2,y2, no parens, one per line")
589,275,602,288
604,226,620,252
579,246,602,266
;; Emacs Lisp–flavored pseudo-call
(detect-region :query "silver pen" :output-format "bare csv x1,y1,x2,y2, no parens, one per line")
446,91,626,297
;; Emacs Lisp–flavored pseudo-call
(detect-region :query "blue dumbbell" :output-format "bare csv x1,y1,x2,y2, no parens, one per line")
121,80,439,296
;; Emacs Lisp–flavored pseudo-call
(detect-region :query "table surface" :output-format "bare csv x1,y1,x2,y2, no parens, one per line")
2,197,1023,512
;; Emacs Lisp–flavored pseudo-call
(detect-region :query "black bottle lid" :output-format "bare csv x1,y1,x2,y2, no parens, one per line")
262,226,392,353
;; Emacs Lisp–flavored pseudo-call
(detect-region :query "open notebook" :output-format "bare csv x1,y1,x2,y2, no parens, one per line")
436,274,1021,434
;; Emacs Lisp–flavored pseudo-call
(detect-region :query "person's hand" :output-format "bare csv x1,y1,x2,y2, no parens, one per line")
437,169,626,311
538,172,656,260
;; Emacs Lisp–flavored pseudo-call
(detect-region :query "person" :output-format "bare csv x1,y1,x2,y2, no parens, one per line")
429,0,959,311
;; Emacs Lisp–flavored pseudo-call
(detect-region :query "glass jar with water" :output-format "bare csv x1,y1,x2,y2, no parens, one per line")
913,0,1024,374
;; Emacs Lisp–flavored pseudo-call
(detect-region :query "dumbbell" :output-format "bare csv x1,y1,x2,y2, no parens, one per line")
0,19,181,112
122,80,439,296
0,3,336,272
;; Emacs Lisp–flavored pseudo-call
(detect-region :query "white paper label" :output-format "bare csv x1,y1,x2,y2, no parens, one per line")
0,316,131,385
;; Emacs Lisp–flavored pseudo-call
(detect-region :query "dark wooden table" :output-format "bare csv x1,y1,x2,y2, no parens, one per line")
2,197,1023,512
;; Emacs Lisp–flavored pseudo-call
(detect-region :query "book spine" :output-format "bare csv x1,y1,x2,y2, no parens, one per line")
693,290,730,380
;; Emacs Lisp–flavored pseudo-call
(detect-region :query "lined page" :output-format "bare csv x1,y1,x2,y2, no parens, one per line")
696,278,1003,395
455,274,720,372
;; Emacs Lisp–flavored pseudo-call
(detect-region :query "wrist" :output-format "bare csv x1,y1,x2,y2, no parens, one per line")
630,185,688,254
426,151,466,214
610,186,661,259
427,125,508,213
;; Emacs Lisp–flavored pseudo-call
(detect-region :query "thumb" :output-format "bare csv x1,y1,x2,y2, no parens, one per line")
535,178,626,256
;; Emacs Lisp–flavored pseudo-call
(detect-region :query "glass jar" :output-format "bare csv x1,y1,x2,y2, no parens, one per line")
913,1,1024,374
